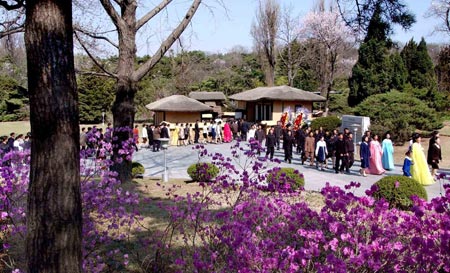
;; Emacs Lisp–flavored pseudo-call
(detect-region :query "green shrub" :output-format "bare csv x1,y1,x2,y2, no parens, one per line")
187,163,219,182
310,116,342,132
266,167,305,191
355,91,442,143
132,162,145,178
371,176,427,210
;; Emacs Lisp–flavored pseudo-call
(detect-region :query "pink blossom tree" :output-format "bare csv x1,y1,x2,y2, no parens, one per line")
300,10,355,115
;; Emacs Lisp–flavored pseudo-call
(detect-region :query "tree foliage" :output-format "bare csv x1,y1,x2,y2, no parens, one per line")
78,72,115,124
0,74,28,121
436,45,450,94
336,0,415,38
400,38,436,89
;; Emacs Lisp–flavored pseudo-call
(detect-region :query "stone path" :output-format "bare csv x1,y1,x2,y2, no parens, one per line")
133,141,449,199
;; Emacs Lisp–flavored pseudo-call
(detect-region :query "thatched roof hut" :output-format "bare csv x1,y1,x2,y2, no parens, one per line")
229,85,326,102
146,95,212,112
146,95,212,125
189,91,226,101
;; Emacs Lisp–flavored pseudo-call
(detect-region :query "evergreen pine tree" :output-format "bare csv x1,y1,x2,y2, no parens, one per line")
388,52,408,90
401,38,436,90
400,39,417,77
412,38,436,89
348,4,391,106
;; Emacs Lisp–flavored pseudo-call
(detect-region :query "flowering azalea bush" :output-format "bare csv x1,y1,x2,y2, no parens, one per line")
0,127,142,272
140,141,450,273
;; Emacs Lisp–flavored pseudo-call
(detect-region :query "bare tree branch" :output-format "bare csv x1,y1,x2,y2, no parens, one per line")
74,26,119,49
74,31,118,79
133,0,202,82
0,25,23,39
99,0,124,29
136,0,172,31
75,70,115,78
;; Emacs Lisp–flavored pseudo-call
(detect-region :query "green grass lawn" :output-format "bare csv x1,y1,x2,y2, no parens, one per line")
0,121,105,136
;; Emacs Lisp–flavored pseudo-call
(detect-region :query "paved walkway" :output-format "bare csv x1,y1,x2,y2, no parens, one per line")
133,141,448,199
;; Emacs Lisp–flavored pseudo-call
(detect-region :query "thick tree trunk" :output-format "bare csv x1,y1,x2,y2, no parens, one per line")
111,78,136,184
25,1,82,272
265,64,275,87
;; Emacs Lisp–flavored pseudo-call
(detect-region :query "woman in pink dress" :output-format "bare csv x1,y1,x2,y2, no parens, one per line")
223,121,232,143
367,134,385,175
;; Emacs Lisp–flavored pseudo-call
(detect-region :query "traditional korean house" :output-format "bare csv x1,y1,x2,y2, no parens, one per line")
146,95,212,125
229,85,326,125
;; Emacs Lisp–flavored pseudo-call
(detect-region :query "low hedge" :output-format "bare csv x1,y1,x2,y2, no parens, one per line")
187,163,219,182
371,176,427,210
132,162,145,178
266,167,305,191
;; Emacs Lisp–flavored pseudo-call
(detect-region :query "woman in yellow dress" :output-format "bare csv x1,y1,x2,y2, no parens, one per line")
171,123,179,146
411,133,435,185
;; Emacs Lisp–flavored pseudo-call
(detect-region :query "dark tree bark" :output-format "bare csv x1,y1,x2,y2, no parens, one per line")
25,0,82,272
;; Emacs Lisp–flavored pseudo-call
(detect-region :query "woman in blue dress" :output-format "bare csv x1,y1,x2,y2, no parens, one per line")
359,135,371,177
382,133,395,170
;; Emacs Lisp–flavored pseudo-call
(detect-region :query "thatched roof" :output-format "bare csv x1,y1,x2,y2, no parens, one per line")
229,85,326,102
189,91,226,101
145,95,212,112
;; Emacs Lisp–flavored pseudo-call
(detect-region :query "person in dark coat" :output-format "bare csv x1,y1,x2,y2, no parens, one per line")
274,121,282,150
284,130,295,163
429,137,442,178
255,124,266,155
240,119,249,141
7,132,15,150
427,130,439,166
265,128,276,159
194,120,200,143
160,123,170,139
148,124,154,147
359,135,371,177
295,127,306,155
334,133,347,174
345,133,355,173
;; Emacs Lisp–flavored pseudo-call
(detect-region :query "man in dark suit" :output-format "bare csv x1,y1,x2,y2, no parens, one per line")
194,120,200,143
334,133,347,174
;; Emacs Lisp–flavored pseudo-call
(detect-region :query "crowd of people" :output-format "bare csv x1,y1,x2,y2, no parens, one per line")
0,132,31,157
1,118,442,187
133,118,443,185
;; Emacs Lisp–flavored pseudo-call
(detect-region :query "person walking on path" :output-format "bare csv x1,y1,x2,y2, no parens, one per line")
429,137,442,178
171,123,179,146
152,125,161,152
274,121,282,150
334,133,347,174
359,135,371,177
265,128,276,160
315,135,328,171
367,134,385,175
194,120,200,144
284,130,295,164
402,150,413,178
223,121,232,143
411,133,435,185
141,124,148,146
304,131,315,166
427,130,439,167
382,133,395,170
345,133,355,173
